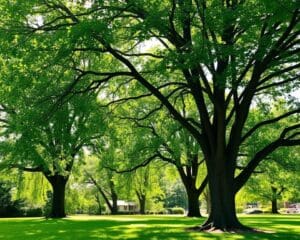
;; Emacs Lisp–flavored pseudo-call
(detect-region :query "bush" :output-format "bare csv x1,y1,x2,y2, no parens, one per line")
43,191,53,217
236,206,244,213
146,209,168,215
169,207,185,214
0,182,25,217
24,208,43,217
262,207,272,213
0,204,24,218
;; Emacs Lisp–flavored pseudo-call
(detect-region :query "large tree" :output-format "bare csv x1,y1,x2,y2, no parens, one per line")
2,0,300,231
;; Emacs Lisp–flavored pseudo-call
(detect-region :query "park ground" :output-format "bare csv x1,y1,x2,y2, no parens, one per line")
0,214,299,240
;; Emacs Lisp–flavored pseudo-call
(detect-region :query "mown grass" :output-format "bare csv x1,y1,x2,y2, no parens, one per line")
0,214,299,240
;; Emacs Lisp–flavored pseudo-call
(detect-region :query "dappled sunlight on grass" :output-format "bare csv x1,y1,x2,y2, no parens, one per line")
0,214,299,239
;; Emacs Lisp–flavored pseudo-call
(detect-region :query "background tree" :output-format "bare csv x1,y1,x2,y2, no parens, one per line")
105,99,207,217
131,163,166,215
245,147,300,214
240,105,300,214
0,91,107,218
162,176,188,211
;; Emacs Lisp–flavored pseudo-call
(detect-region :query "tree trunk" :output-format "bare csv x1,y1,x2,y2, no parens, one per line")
199,167,248,231
47,175,67,218
177,165,205,218
95,194,102,215
203,188,211,214
110,180,118,215
186,187,201,217
137,192,146,214
271,186,279,214
271,198,279,214
111,195,118,214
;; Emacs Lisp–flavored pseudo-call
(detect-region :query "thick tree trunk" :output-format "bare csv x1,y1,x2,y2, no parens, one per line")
199,168,249,232
186,188,201,217
203,189,211,214
47,175,67,218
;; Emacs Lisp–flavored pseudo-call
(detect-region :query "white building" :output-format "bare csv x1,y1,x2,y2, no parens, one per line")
108,200,138,213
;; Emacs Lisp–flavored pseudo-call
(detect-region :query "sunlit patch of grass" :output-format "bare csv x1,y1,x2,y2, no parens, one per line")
0,214,299,239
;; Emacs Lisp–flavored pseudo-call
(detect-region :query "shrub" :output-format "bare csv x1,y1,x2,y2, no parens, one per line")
236,206,244,213
0,182,25,217
169,207,185,214
24,208,43,217
43,191,53,217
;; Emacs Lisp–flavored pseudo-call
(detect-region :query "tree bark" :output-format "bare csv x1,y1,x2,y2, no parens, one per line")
199,165,248,231
271,186,279,214
271,198,279,214
203,188,211,214
186,188,201,217
176,162,207,218
95,194,102,215
110,180,118,215
47,175,67,218
137,193,146,214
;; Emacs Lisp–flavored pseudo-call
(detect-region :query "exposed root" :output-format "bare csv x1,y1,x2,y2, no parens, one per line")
186,222,274,234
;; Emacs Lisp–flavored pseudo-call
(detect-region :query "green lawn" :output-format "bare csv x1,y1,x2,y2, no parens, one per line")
0,214,299,240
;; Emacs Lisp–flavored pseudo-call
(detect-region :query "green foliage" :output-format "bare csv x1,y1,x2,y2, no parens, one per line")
0,181,24,217
163,178,187,209
43,191,53,218
168,207,185,215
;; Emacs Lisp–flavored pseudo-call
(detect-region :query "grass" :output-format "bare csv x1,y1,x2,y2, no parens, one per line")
0,214,299,240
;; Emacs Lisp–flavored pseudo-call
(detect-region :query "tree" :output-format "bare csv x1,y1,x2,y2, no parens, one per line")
85,115,166,215
84,148,128,215
2,0,300,231
105,100,207,217
133,166,150,215
0,93,107,218
132,164,165,215
163,177,188,210
86,169,119,215
245,146,300,214
241,107,300,214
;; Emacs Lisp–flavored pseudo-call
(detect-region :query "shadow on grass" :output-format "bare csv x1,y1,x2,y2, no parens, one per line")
0,215,299,240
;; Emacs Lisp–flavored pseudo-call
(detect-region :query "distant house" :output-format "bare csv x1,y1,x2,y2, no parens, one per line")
284,202,300,214
246,202,259,209
243,202,263,214
108,200,138,213
284,202,300,208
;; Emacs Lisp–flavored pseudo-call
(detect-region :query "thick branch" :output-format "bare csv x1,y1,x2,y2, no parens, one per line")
234,138,300,193
241,109,300,143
